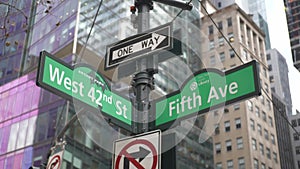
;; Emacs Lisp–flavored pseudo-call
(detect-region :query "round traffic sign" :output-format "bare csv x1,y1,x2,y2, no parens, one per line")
115,139,158,169
46,155,61,169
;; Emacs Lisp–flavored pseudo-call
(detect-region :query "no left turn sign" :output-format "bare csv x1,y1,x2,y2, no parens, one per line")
113,130,161,169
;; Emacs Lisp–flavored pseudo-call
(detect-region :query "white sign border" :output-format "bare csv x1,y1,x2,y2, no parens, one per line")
112,130,161,169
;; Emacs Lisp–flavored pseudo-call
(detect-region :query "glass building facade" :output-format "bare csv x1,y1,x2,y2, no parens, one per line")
0,0,34,85
0,0,213,168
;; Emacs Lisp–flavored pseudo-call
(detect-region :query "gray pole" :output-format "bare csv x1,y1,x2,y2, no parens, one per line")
131,0,192,134
132,0,154,134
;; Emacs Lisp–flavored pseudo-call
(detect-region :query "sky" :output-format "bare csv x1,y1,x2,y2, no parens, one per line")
265,0,300,114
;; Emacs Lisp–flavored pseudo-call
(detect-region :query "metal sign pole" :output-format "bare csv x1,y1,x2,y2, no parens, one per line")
131,0,193,134
132,0,154,134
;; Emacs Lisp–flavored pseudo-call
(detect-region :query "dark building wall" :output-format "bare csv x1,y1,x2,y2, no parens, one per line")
273,94,295,169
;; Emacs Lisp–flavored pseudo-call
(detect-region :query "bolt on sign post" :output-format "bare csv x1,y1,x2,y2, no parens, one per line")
154,60,261,130
36,51,132,131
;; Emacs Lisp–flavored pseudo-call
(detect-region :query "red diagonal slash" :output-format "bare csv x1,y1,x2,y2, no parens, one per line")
115,139,158,169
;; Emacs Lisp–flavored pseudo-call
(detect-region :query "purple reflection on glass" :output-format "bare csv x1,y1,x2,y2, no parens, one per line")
13,152,24,168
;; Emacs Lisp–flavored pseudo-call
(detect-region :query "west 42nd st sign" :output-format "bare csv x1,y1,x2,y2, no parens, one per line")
154,61,261,129
36,51,132,130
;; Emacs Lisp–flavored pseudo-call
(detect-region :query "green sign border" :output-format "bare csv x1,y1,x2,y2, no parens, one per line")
153,60,261,130
36,51,132,131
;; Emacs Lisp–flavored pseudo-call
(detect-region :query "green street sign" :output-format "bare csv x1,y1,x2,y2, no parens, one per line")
154,61,261,129
36,51,132,131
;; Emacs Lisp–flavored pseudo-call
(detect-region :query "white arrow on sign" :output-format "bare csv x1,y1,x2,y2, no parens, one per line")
112,33,166,61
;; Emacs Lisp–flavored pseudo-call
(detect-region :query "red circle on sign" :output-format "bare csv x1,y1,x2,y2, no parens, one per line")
115,139,158,169
46,155,61,169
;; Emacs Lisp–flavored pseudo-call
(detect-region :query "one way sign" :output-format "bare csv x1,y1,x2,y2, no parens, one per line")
105,23,172,69
113,130,161,169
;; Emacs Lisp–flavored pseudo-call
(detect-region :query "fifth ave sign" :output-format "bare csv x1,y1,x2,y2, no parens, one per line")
105,23,172,69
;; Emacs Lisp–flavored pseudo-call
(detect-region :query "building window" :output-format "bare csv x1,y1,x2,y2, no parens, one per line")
238,157,245,169
257,124,262,135
227,160,233,169
259,143,264,155
237,137,243,149
294,133,299,141
266,148,271,159
216,163,222,169
218,2,222,8
209,39,215,50
227,17,232,27
235,118,241,129
226,140,232,151
219,52,225,62
229,49,235,58
250,119,255,131
215,124,220,135
264,129,269,140
218,37,224,46
292,120,297,127
267,100,271,110
255,106,260,117
215,143,221,154
247,101,253,111
233,103,240,110
208,25,213,34
296,146,300,155
263,67,267,77
218,21,223,30
261,163,266,169
254,158,259,169
271,87,275,92
268,116,273,127
260,95,265,105
242,49,247,59
267,54,271,60
228,32,234,42
264,83,269,93
252,138,257,150
225,121,230,132
298,161,300,168
268,64,272,71
269,76,274,82
262,111,266,121
210,55,216,65
271,134,276,145
273,152,278,163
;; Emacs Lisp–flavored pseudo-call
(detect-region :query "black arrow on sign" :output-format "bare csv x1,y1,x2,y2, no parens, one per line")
124,147,151,169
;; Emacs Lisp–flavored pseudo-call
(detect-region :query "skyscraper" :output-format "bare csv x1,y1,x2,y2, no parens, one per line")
266,48,295,169
272,93,295,169
290,111,300,169
284,0,300,71
266,49,293,115
201,3,281,168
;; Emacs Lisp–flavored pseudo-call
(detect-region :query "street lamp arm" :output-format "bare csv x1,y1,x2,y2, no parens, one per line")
153,0,193,10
